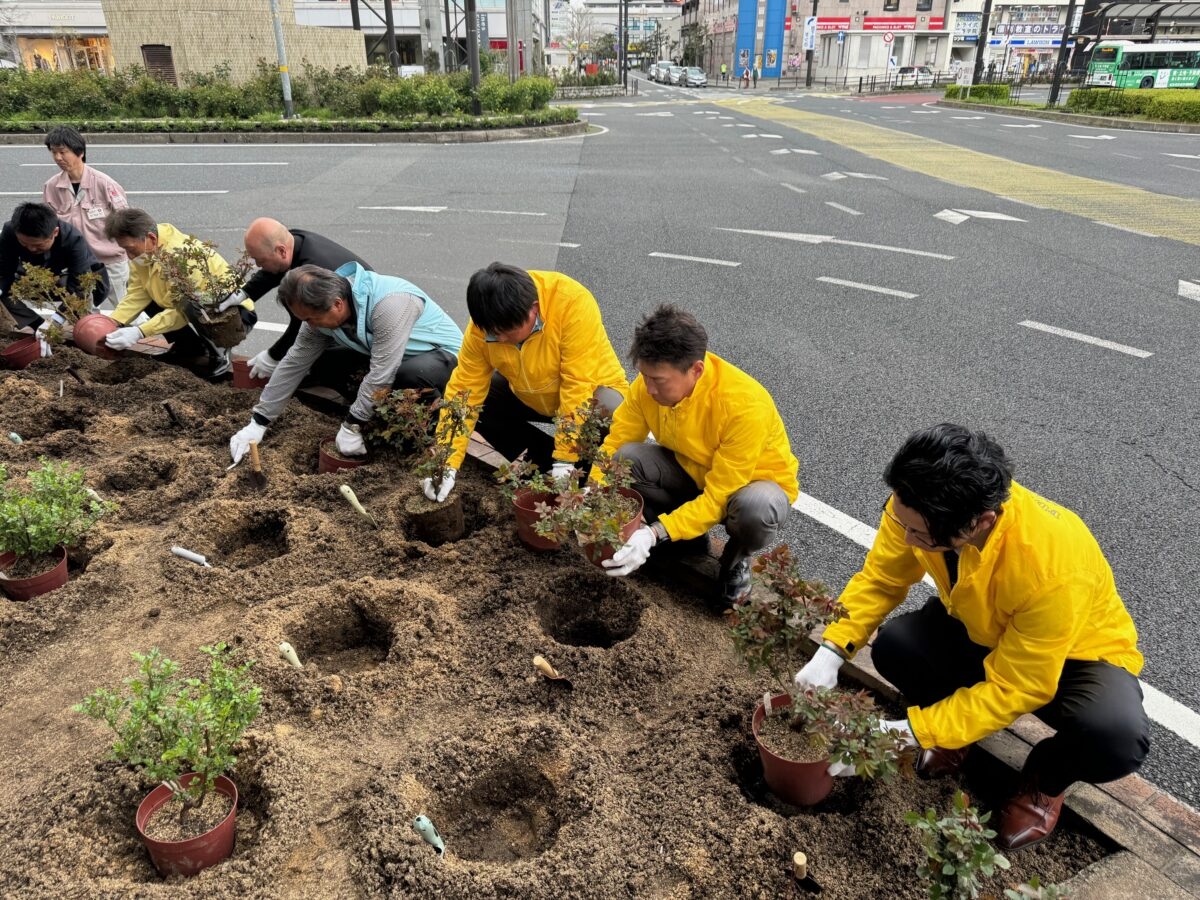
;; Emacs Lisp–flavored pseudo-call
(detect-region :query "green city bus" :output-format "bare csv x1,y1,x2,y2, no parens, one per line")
1086,40,1200,89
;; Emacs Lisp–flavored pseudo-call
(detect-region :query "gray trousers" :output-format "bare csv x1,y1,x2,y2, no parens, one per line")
614,442,791,571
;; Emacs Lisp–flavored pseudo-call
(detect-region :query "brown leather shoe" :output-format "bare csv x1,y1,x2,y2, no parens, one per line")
914,745,972,779
998,787,1065,850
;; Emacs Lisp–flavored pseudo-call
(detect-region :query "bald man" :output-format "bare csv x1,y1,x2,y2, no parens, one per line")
231,218,371,379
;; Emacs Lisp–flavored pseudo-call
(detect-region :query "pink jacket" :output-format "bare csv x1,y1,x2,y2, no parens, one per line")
42,166,129,266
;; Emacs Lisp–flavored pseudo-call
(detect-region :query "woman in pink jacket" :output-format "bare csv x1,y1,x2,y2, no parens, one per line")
41,125,129,302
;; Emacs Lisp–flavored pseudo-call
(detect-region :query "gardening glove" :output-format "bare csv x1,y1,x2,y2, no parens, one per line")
793,645,844,691
230,420,267,465
217,289,248,313
247,349,279,380
104,325,142,351
335,422,366,456
422,467,457,503
602,525,656,577
551,460,576,483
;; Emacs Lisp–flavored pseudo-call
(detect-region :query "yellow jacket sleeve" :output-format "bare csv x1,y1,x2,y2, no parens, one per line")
110,273,152,327
907,578,1090,749
592,381,651,479
136,306,189,338
657,397,771,541
442,325,496,470
822,503,925,657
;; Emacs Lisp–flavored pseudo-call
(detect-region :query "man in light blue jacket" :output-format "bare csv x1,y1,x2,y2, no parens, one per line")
229,262,462,464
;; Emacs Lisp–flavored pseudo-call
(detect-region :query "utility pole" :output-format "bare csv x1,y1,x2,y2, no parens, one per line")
971,0,996,85
506,0,519,79
1046,0,1077,106
268,0,295,119
465,0,483,113
805,0,818,88
384,0,400,72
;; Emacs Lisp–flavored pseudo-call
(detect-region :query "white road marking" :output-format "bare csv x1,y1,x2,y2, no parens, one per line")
844,172,889,180
20,161,289,167
1179,279,1200,302
910,110,940,115
499,239,581,248
1114,152,1142,159
822,172,848,180
817,276,916,298
751,167,770,177
1095,221,1158,238
743,134,760,139
934,210,971,225
732,156,745,163
759,134,783,139
951,209,1026,221
952,115,986,120
770,148,791,154
708,137,719,144
791,490,1200,748
1000,124,1041,128
781,183,807,194
1069,134,1116,140
880,106,906,109
736,123,756,128
360,205,446,212
825,202,862,216
1168,164,1200,174
1019,320,1152,358
359,205,546,217
1164,153,1200,159
635,111,675,117
717,227,956,260
649,251,740,267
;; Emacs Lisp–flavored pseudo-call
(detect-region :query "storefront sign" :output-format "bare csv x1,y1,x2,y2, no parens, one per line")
995,23,1063,35
953,12,981,40
817,17,852,31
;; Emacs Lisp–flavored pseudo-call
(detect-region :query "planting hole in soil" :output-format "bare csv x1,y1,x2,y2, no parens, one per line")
299,598,392,674
436,762,563,863
102,452,177,493
215,511,290,569
536,573,643,649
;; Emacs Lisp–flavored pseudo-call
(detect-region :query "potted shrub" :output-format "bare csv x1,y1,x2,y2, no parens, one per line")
905,790,1012,900
73,643,262,877
0,458,112,600
533,449,643,567
494,453,561,550
154,240,254,349
725,545,908,806
406,391,481,545
3,264,104,367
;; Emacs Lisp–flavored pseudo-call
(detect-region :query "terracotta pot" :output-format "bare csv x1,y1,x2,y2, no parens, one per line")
0,336,41,370
752,693,834,807
0,546,68,601
407,492,465,546
231,357,269,389
580,488,644,567
136,773,238,877
71,313,121,360
513,490,559,551
318,437,368,474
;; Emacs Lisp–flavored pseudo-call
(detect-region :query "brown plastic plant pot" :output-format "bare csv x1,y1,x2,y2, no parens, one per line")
752,693,834,807
513,489,560,551
318,437,368,474
580,488,644,567
0,546,68,601
0,336,41,370
136,773,238,877
406,492,465,546
71,313,122,360
231,357,269,390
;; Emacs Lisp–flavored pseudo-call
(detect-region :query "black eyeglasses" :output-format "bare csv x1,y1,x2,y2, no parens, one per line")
881,499,940,547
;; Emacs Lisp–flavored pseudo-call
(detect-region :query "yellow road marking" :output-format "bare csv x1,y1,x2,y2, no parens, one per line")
721,98,1200,246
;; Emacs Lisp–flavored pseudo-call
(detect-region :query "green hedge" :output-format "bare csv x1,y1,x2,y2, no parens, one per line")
943,83,1011,102
0,63,558,123
1065,87,1200,121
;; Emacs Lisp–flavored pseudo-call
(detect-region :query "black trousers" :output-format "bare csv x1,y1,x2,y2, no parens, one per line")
872,597,1150,796
150,303,257,375
305,346,457,402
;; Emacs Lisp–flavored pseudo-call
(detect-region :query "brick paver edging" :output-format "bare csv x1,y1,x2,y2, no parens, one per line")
0,121,589,146
935,99,1200,134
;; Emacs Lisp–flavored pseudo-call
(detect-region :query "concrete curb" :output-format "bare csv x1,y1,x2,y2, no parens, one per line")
0,120,589,146
935,99,1200,134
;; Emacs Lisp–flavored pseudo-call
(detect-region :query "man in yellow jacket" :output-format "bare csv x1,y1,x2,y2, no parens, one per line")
795,423,1149,851
598,305,799,606
422,263,628,502
103,208,254,378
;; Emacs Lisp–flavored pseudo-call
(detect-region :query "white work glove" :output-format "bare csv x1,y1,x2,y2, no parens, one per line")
551,460,576,483
826,718,917,778
602,525,656,577
104,325,143,351
247,349,278,380
335,423,366,456
422,467,457,503
793,645,844,691
35,314,62,358
229,420,267,465
217,289,248,313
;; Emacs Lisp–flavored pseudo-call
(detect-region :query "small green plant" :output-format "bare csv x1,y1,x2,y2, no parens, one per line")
8,264,104,345
1004,878,1068,899
725,544,909,779
367,386,439,455
74,643,261,828
494,452,558,502
905,790,1012,900
0,458,112,558
414,391,482,493
152,238,253,323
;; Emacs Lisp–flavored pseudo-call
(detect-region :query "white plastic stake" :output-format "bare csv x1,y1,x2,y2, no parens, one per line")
170,546,212,568
279,642,303,670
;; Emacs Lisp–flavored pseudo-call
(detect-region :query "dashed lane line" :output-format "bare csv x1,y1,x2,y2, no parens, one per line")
816,276,915,298
1019,320,1153,358
649,251,741,267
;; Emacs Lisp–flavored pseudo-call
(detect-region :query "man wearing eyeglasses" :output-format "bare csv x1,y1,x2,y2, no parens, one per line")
420,262,628,503
794,423,1148,850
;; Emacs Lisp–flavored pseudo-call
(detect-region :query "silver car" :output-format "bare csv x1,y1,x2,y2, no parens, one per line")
668,65,686,85
685,67,707,87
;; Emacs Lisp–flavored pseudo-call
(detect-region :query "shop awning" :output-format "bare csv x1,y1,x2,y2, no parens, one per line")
1097,1,1200,20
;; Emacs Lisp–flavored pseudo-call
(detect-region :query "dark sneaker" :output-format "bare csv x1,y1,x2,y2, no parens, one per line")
208,349,232,379
719,558,752,607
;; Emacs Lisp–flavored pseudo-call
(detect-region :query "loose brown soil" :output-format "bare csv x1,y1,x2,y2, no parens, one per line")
758,712,830,765
0,348,1112,899
2,550,62,580
145,791,235,843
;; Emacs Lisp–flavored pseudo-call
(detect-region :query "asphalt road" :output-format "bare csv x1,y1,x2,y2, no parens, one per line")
2,87,1198,805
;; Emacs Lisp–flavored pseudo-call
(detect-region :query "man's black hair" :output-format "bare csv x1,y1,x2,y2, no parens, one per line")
884,423,1014,547
278,264,352,313
44,125,87,161
629,304,708,371
465,263,538,335
10,202,60,240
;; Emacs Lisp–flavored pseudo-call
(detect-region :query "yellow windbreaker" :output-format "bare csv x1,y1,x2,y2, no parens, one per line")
822,482,1143,750
599,352,799,540
111,223,250,338
440,270,628,470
